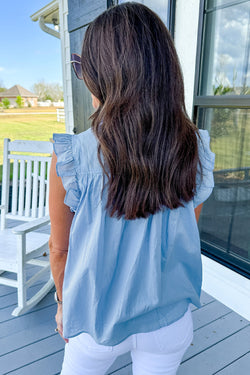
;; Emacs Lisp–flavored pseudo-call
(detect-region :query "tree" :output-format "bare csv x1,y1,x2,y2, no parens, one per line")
32,80,64,102
2,98,10,109
0,79,6,93
16,95,24,108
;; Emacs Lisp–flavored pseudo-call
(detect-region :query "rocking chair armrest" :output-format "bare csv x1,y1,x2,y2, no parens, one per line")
12,216,51,235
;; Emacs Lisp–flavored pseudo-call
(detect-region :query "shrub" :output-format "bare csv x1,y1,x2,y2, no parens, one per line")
2,98,10,109
16,96,24,108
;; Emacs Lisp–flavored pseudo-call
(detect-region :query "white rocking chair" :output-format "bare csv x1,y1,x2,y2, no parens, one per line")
0,138,54,316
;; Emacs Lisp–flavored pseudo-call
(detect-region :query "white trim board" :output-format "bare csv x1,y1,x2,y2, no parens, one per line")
201,255,250,321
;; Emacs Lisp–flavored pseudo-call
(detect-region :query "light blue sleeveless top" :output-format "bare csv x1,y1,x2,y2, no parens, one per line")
53,128,215,345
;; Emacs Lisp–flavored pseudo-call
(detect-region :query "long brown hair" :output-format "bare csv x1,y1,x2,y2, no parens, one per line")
81,2,200,220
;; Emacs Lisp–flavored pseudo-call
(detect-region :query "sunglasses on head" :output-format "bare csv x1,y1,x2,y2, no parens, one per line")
71,53,83,80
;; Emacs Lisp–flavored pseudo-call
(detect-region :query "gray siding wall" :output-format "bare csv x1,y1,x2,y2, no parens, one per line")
68,0,107,133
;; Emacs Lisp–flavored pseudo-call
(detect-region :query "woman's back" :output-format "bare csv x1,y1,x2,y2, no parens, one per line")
53,127,214,345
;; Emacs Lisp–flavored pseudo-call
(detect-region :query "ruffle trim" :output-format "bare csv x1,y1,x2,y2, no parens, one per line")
194,130,215,207
53,134,80,212
198,129,215,171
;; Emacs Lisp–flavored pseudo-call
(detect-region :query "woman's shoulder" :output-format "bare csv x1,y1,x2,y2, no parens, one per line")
53,128,101,175
76,127,97,144
196,129,215,170
74,128,102,174
193,129,215,208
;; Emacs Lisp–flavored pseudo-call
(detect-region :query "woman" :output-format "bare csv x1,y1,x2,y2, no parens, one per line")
49,3,215,375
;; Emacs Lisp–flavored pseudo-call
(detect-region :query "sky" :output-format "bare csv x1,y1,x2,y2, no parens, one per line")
0,1,62,91
211,2,250,90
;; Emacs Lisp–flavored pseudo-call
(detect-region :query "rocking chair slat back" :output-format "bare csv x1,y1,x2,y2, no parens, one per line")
25,160,32,217
18,159,25,216
1,139,53,230
38,161,46,218
45,159,51,216
32,160,39,218
12,159,18,216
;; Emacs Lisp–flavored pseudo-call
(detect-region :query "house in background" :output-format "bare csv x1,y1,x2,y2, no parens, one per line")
0,84,38,107
31,0,250,322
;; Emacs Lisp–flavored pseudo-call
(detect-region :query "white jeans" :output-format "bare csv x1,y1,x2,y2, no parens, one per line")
61,305,193,375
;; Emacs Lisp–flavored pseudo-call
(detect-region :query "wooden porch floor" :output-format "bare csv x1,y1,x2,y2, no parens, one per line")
0,281,249,374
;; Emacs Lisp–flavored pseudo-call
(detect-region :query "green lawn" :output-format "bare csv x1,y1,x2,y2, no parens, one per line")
0,113,65,182
210,127,250,172
0,113,65,164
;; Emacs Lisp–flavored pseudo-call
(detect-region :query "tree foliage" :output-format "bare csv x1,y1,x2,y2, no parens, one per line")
16,95,24,108
210,84,235,139
2,98,10,109
0,79,6,92
32,80,64,102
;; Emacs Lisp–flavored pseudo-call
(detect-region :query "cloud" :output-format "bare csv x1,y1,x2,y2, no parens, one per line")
0,67,4,72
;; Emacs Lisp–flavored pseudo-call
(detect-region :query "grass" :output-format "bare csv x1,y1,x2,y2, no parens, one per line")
0,111,65,182
0,113,64,162
1,106,57,113
210,126,250,173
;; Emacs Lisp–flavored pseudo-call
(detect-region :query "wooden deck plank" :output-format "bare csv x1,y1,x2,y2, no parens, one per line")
0,295,55,339
214,351,250,375
196,290,215,308
0,281,51,311
0,335,64,374
0,287,54,320
177,325,250,374
183,311,249,361
192,300,232,330
0,318,58,357
3,350,64,375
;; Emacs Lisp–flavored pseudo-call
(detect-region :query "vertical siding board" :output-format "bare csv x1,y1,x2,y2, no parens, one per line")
68,0,106,31
68,0,107,133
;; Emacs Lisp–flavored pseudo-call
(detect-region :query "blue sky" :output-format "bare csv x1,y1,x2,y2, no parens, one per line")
0,1,62,91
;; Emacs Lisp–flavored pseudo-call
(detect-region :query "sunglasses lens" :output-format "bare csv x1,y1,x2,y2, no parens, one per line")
73,62,83,80
71,53,83,80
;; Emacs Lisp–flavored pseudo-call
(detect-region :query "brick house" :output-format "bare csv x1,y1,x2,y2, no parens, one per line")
0,84,38,107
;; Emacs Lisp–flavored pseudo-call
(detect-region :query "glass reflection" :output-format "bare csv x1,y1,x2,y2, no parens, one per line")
198,107,250,272
119,0,169,26
200,1,250,95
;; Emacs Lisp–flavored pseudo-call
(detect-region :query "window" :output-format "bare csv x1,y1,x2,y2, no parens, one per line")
194,0,250,277
118,0,174,32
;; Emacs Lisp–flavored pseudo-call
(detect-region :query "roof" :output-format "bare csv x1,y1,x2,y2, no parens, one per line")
30,0,60,39
0,85,38,98
30,0,59,25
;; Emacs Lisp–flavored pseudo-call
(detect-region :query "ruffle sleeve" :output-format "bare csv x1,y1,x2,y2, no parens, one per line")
193,129,215,208
53,133,81,212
